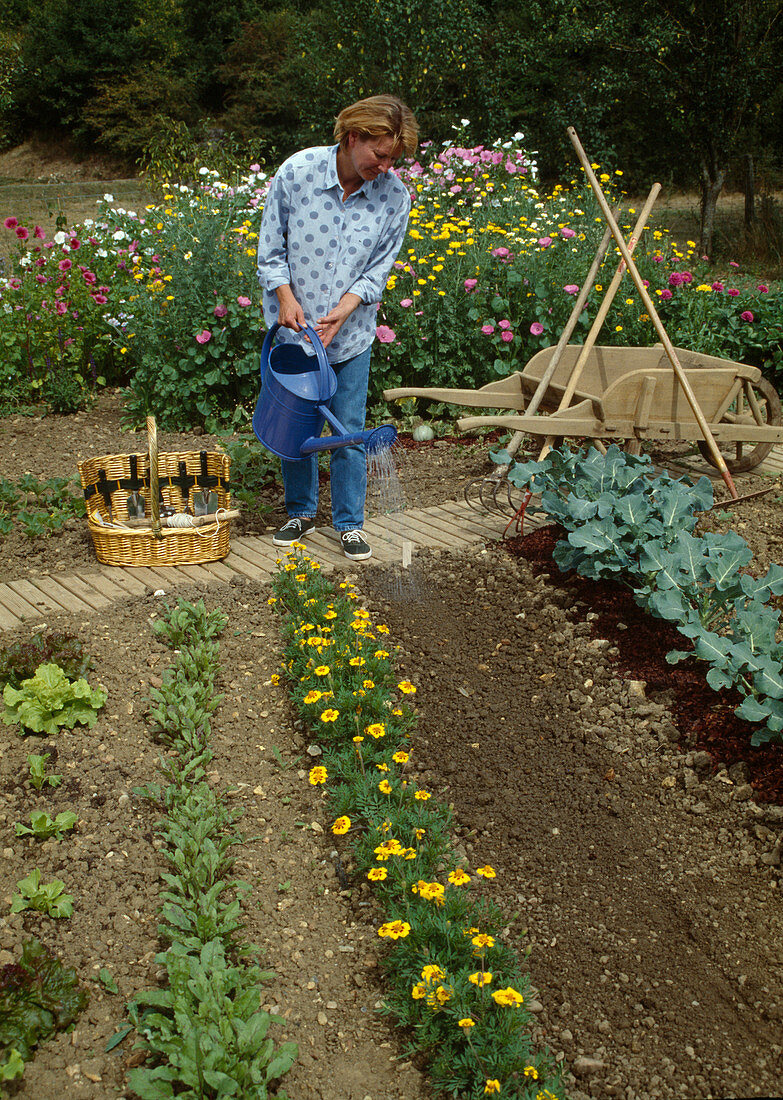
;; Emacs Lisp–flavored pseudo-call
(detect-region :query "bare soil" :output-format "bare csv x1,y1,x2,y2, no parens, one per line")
0,390,782,1100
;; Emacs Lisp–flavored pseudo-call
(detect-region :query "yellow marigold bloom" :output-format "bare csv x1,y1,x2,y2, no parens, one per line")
363,679,375,689
403,847,417,859
367,866,387,881
331,816,350,835
374,650,390,659
468,971,492,986
349,656,366,667
458,1018,475,1028
324,609,337,619
398,680,416,694
392,750,410,764
377,624,390,633
377,919,410,939
314,665,330,676
267,596,277,605
448,868,471,885
476,865,496,878
523,1066,539,1080
421,964,445,982
353,735,364,743
295,573,307,582
378,779,393,794
484,1081,501,1095
471,933,495,950
427,984,451,1007
411,981,427,999
270,673,280,685
320,708,339,722
303,690,322,704
415,827,425,840
376,763,389,772
365,723,386,739
492,986,524,1007
392,706,403,716
309,766,327,785
414,790,431,801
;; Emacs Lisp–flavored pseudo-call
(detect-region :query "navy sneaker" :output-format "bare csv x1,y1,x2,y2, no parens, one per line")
340,530,372,561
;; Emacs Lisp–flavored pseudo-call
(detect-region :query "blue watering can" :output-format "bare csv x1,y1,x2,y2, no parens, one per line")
252,323,397,461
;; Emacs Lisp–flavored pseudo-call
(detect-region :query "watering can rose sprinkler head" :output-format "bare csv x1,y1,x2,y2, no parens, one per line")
299,423,398,455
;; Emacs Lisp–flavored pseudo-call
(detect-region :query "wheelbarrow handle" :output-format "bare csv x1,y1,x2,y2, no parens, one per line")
260,321,333,403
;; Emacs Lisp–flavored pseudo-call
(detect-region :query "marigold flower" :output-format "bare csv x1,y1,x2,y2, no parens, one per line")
471,933,495,950
411,981,427,999
414,790,431,801
458,1018,475,1028
349,656,365,667
421,964,445,981
448,868,471,885
484,1081,501,1095
469,970,493,986
374,650,390,659
331,816,350,835
523,1065,539,1079
314,665,330,676
398,680,416,694
392,750,410,763
492,986,524,1007
377,919,410,939
476,865,496,878
378,779,393,794
309,766,328,785
365,723,386,738
320,708,339,722
367,866,387,881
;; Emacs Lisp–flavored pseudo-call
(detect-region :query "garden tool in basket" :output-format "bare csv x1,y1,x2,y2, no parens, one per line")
252,323,397,460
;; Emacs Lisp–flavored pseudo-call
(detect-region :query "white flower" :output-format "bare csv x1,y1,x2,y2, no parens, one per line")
199,167,209,175
96,249,108,258
53,231,67,245
83,218,94,227
460,118,470,126
112,229,127,241
513,131,525,141
103,193,114,202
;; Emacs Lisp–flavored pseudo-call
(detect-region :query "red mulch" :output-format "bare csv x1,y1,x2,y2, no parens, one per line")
506,525,783,805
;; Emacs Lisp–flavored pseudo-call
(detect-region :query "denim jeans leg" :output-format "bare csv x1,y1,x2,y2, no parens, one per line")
281,453,319,519
329,345,372,531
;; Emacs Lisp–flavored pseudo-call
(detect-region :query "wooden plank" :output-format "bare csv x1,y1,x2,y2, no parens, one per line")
173,563,227,586
222,547,271,580
190,559,243,584
430,502,502,540
284,530,345,569
98,566,149,596
24,574,95,613
378,508,475,549
73,571,134,602
53,574,110,612
123,566,174,590
227,538,277,576
0,584,45,622
6,577,76,616
0,601,21,630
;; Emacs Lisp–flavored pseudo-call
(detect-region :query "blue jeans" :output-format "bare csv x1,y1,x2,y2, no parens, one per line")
281,345,371,531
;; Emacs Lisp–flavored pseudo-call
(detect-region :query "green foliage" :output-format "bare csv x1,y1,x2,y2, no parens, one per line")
14,810,77,841
26,754,62,791
0,476,86,542
2,662,107,737
514,444,783,746
10,869,74,918
217,432,278,513
0,629,91,689
153,598,228,648
0,938,87,1064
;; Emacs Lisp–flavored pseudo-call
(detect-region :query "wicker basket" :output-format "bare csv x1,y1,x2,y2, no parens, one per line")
78,416,231,567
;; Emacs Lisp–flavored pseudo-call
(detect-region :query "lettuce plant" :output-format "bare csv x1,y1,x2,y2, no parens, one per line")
0,938,87,1066
15,811,77,841
10,870,73,919
2,662,107,736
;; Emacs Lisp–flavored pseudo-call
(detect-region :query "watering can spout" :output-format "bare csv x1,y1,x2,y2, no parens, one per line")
299,424,397,456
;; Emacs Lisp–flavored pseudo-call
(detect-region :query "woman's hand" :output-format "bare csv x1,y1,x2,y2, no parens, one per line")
315,293,362,348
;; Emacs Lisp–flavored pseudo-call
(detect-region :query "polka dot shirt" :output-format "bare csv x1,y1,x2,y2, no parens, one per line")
256,144,411,363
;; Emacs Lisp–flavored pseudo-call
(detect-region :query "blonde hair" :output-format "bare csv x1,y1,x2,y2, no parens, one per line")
334,95,418,156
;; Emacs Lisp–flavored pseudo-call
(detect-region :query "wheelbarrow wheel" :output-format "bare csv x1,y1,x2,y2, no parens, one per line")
697,376,782,474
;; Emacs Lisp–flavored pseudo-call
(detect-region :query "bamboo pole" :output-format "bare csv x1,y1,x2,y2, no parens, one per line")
567,127,738,498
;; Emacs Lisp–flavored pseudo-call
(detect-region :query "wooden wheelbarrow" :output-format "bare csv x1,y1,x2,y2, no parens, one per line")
384,343,783,475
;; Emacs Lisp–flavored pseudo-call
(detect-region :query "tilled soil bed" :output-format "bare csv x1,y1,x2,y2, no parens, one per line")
0,393,782,1099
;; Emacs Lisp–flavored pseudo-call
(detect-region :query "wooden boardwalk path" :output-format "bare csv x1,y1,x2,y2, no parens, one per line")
0,500,541,632
0,443,778,634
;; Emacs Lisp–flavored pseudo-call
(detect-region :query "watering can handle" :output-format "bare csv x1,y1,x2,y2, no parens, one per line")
260,321,332,401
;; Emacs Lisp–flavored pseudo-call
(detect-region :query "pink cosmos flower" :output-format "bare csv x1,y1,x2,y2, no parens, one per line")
680,271,692,284
660,288,673,300
498,319,511,330
236,296,251,307
376,324,396,343
757,284,769,293
563,284,579,295
69,238,80,249
729,261,740,269
491,246,511,261
711,282,724,292
537,237,552,248
464,278,477,291
400,298,413,307
213,304,228,318
196,330,212,344
501,330,514,342
726,288,740,297
530,322,544,336
668,272,683,288
560,227,576,238
481,324,495,335
250,163,261,172
652,255,663,263
91,293,108,305
83,271,96,284
740,311,754,322
58,258,72,272
4,217,18,229
55,301,68,314
15,226,29,240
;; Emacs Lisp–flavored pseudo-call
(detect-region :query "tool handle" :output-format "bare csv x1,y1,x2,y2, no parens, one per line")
260,321,332,401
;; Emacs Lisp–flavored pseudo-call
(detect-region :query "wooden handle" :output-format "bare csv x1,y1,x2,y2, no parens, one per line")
121,509,240,529
147,416,162,538
567,127,738,499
